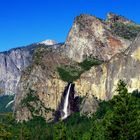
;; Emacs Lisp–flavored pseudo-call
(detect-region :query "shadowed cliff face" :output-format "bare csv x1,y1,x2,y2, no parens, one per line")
75,34,140,100
0,41,58,95
54,83,78,121
0,45,36,94
64,14,131,62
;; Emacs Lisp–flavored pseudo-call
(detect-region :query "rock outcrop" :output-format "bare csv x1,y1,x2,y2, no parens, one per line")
13,13,140,121
0,44,36,94
107,12,137,25
14,45,69,122
64,14,131,62
80,93,99,117
15,34,140,121
75,33,140,100
0,40,57,95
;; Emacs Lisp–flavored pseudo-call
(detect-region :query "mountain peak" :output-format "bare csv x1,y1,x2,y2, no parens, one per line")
39,40,57,45
107,12,136,25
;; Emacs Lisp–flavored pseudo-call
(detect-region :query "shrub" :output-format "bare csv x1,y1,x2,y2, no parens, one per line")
79,57,103,71
57,57,103,82
110,22,140,40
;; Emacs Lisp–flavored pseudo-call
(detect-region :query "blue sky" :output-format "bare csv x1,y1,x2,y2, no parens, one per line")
0,0,140,52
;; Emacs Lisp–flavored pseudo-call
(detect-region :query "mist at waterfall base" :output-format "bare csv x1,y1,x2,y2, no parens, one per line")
54,83,80,121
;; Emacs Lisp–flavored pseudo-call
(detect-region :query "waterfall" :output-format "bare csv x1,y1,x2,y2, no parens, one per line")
5,100,14,108
62,83,72,120
5,95,16,108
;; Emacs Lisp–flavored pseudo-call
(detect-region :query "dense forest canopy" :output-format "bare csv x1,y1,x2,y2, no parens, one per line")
0,80,140,140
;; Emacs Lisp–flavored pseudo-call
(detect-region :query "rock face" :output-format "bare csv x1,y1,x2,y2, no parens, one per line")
55,83,77,121
0,45,36,94
14,45,69,122
80,93,99,117
64,14,130,62
75,34,140,100
0,40,57,95
14,13,140,121
107,12,136,25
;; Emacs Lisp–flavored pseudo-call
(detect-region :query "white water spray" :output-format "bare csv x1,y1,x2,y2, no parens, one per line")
62,83,72,120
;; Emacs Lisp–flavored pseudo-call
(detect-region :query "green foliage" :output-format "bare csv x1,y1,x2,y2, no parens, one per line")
21,89,39,115
0,80,140,140
132,90,140,98
57,57,103,82
79,57,103,71
110,22,140,40
57,66,82,82
21,89,54,117
53,122,67,140
0,123,12,139
95,80,140,140
96,100,113,119
0,113,14,140
88,120,106,140
33,45,49,66
21,89,39,106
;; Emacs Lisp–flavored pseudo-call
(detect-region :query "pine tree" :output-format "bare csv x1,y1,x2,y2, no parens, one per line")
104,80,140,140
53,121,67,140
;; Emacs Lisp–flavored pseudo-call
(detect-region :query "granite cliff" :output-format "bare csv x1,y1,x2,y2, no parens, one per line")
75,33,140,100
12,13,140,121
0,45,35,95
0,40,57,95
64,14,131,62
14,44,69,121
